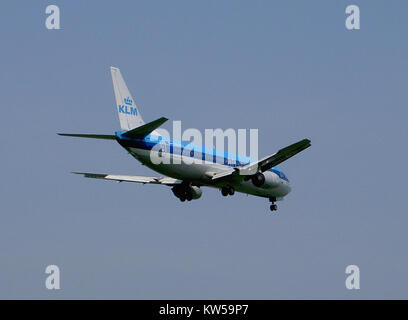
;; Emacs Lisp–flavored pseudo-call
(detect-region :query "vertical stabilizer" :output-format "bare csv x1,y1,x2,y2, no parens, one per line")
110,67,144,130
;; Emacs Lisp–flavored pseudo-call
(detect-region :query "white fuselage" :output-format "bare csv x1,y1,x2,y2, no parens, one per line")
126,146,291,200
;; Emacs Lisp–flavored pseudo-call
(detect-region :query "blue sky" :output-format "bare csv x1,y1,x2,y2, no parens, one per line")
0,0,407,298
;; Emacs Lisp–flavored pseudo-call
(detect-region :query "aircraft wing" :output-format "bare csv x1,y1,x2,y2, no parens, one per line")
211,138,311,180
72,172,182,185
239,139,311,175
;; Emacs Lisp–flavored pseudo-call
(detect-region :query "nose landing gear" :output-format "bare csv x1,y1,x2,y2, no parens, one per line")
269,197,278,212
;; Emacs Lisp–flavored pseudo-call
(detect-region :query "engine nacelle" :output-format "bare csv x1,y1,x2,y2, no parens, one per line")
250,171,280,189
172,185,202,201
189,186,202,200
251,172,265,187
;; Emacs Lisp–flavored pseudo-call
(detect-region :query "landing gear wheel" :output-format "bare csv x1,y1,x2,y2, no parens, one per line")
228,187,235,196
270,204,277,211
221,187,229,197
180,195,186,202
186,192,193,201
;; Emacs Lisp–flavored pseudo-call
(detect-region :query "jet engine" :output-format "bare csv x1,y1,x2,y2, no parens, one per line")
251,172,265,187
189,186,203,200
172,185,202,201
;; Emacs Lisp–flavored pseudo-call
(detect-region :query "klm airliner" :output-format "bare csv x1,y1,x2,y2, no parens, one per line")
59,67,311,211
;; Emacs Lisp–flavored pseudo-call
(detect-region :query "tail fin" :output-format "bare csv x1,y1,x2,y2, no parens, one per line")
110,67,144,130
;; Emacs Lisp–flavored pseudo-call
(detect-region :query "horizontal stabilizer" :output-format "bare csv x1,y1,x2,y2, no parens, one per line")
58,133,116,140
122,117,168,139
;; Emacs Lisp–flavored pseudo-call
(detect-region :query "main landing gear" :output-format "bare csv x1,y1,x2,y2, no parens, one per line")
269,197,278,212
221,186,235,197
172,185,193,202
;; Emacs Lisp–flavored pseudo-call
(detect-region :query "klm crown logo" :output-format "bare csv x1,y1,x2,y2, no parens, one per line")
118,97,137,116
124,97,133,105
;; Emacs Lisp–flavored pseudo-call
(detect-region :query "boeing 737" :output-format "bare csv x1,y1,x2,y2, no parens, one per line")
59,67,311,211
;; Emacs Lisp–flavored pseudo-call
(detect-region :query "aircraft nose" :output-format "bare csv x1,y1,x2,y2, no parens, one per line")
284,183,291,196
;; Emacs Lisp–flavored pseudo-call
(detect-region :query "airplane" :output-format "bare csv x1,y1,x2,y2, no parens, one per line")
59,67,311,212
